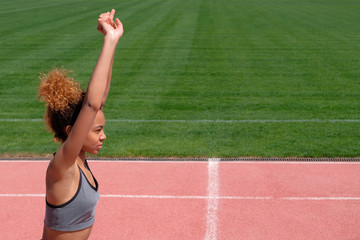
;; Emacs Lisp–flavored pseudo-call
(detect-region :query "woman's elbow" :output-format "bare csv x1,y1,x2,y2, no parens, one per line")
84,100,104,112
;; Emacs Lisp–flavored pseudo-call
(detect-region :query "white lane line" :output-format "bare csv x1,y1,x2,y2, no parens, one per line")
1,194,360,201
0,194,45,197
280,197,360,201
0,193,271,200
0,119,359,123
205,158,220,240
100,195,271,200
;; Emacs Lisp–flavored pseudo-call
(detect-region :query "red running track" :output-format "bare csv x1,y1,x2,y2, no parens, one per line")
0,160,360,239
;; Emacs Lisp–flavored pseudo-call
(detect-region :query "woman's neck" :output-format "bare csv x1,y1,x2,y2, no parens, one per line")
76,151,86,165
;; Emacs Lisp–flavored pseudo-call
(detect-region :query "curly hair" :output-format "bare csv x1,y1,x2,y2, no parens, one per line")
38,67,85,142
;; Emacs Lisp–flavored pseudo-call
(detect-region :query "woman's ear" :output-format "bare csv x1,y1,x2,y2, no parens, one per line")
65,125,73,136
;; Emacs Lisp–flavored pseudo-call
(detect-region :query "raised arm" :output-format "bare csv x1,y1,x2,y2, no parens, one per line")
52,10,123,171
97,9,120,104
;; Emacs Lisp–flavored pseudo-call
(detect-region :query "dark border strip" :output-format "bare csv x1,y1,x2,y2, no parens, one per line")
1,157,359,162
88,157,360,162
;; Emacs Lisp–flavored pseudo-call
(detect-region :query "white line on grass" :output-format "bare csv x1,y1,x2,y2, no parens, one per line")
0,119,359,123
0,119,43,122
107,119,360,123
205,158,220,240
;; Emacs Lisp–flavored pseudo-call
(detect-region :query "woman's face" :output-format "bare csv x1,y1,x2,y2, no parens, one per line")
82,111,106,155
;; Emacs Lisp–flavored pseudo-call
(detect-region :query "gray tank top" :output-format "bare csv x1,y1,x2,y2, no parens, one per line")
44,161,99,231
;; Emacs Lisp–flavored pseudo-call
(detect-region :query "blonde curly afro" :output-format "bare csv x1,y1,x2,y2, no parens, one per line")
38,67,85,142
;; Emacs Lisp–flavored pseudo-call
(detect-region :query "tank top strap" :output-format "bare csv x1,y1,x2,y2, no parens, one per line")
78,162,98,191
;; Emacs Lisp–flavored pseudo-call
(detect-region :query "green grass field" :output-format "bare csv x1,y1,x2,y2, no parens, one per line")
0,0,359,157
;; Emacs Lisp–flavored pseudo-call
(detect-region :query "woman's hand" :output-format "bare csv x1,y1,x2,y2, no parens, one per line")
97,9,124,41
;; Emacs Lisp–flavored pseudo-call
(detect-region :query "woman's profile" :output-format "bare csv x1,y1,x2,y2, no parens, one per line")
38,9,123,240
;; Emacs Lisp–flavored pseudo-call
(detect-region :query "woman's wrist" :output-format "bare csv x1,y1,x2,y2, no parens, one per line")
103,34,120,46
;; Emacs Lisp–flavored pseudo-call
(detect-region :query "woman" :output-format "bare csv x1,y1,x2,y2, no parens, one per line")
38,9,123,240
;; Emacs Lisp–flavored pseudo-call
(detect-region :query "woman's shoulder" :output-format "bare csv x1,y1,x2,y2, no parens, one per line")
46,152,78,182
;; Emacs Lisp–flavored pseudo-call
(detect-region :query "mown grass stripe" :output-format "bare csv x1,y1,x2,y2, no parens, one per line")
0,119,359,123
1,0,359,157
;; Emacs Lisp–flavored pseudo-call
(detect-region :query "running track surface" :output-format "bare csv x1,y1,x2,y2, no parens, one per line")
1,159,360,239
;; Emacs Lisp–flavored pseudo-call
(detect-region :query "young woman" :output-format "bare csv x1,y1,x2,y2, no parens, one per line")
38,9,123,240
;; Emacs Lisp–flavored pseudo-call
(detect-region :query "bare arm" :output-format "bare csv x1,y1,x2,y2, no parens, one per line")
98,9,117,104
103,48,115,104
51,10,123,172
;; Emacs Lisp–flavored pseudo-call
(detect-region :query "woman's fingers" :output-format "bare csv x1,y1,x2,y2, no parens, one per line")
108,9,116,28
99,12,110,18
115,18,122,29
97,9,123,38
110,9,115,19
99,10,113,20
98,9,116,27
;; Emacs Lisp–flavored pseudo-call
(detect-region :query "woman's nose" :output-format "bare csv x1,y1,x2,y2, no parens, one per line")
100,131,106,141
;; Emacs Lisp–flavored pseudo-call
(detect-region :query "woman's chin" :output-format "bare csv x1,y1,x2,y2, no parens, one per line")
87,150,100,155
